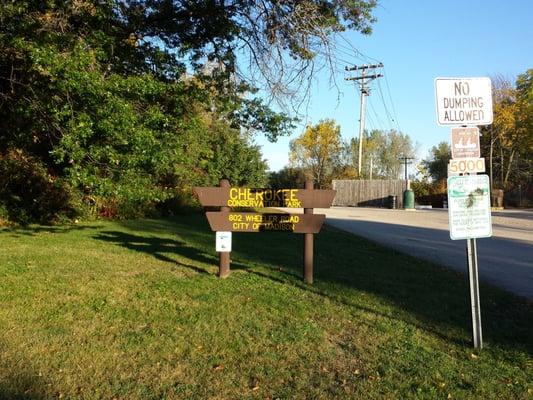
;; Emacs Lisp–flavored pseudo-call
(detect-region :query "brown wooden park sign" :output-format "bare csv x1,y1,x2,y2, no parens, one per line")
193,179,336,284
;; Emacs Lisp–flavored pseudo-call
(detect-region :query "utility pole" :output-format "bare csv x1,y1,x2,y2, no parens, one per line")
345,63,383,177
398,156,414,189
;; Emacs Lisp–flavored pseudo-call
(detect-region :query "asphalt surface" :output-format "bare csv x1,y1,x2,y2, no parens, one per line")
318,207,533,300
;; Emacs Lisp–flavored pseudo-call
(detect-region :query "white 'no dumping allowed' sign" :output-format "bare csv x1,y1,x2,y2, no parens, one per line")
435,77,493,126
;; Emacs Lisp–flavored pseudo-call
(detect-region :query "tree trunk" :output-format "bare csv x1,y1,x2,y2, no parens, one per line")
500,145,504,188
504,149,515,188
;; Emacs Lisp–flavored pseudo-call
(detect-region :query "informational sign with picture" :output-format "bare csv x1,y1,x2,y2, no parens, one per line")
451,127,481,158
447,175,492,240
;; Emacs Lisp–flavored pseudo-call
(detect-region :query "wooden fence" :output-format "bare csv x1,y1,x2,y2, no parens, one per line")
332,180,407,208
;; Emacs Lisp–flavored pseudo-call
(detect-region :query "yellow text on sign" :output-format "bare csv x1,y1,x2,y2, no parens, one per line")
228,213,300,231
448,158,486,174
227,188,302,207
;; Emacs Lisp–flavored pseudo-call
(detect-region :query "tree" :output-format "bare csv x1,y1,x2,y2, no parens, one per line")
122,0,377,108
0,1,378,221
0,1,285,221
420,142,451,183
289,119,344,188
480,71,533,192
268,167,308,189
348,129,416,179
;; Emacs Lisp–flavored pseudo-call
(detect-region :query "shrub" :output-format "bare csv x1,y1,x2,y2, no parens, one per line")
0,150,77,224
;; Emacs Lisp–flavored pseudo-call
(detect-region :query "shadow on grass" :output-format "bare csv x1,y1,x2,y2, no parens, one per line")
0,386,46,400
112,214,532,354
242,267,472,348
93,230,217,275
0,351,48,399
248,224,533,355
2,224,101,237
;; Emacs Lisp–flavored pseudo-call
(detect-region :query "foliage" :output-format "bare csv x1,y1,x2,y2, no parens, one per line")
410,180,431,198
411,181,448,207
0,150,77,224
120,0,377,108
289,119,345,188
0,0,313,222
198,120,269,187
288,124,417,187
420,142,451,184
268,166,309,189
349,129,416,179
480,71,533,198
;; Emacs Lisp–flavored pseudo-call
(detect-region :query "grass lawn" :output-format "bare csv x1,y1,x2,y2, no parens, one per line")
0,213,531,399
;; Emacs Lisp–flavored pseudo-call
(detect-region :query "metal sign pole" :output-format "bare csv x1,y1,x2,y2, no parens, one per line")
466,237,483,349
436,77,493,350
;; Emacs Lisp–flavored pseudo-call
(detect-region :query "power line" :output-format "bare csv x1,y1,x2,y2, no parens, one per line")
334,40,403,134
382,66,402,133
376,79,396,130
368,97,387,131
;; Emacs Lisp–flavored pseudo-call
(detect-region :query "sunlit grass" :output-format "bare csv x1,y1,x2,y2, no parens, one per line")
0,214,531,399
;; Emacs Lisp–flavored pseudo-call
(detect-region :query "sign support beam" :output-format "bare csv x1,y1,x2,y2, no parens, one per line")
467,238,483,349
303,179,314,284
219,179,231,278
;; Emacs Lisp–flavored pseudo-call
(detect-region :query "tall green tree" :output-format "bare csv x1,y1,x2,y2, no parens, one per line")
349,129,415,179
268,167,308,189
420,142,451,183
0,0,377,221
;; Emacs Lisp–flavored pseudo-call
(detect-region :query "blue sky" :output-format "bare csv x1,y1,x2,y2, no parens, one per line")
254,0,533,173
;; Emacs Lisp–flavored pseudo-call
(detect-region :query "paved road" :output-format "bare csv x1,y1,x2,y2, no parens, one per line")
319,207,533,300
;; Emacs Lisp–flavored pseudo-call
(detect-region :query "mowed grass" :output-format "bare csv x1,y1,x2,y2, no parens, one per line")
0,213,531,399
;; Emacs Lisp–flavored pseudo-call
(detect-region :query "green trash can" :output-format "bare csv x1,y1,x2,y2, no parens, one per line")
403,189,415,210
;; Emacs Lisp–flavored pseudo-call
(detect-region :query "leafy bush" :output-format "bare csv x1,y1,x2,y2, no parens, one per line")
0,150,77,224
410,180,431,198
268,167,308,189
411,179,449,207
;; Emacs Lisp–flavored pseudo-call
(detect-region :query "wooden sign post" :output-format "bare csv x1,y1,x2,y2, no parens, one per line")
303,179,314,284
219,179,231,278
193,179,336,283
